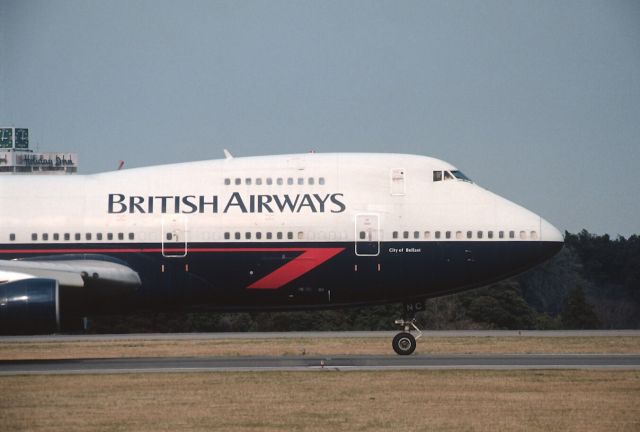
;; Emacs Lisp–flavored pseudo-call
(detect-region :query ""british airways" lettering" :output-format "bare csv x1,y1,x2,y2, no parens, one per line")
108,193,346,214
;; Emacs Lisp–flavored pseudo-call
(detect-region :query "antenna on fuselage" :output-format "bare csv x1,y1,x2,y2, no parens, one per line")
117,160,125,170
223,149,233,159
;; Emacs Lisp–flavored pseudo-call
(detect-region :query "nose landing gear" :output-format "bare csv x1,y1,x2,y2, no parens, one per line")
392,300,424,355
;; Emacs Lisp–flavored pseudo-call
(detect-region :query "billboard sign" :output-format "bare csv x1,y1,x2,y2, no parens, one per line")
0,128,13,149
14,128,29,149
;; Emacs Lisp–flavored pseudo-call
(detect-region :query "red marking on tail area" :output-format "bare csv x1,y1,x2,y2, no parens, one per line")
247,248,344,290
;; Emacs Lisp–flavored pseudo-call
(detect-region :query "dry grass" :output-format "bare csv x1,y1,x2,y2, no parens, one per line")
1,370,639,431
0,336,639,360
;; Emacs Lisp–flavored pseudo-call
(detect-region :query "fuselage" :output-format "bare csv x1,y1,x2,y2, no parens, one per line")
0,153,563,317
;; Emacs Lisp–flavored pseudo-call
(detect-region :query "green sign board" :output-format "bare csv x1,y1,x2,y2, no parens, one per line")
14,128,29,149
0,128,12,149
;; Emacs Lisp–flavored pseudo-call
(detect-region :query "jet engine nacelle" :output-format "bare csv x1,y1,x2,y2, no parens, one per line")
0,278,60,335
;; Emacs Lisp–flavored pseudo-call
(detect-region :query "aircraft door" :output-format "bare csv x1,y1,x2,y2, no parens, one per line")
162,215,187,257
355,214,380,256
390,168,406,196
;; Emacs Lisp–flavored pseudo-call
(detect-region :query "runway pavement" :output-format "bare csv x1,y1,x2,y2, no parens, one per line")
1,354,639,375
2,330,639,343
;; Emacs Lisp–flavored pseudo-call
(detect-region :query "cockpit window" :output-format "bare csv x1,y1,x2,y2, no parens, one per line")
433,169,473,182
451,170,472,182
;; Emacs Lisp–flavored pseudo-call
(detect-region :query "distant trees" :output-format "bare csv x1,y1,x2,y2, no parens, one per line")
87,230,640,333
561,287,600,329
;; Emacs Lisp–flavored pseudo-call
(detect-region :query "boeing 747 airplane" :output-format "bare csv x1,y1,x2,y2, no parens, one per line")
0,152,563,354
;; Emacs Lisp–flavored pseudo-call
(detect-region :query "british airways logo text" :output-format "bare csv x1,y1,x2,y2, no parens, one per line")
108,193,346,214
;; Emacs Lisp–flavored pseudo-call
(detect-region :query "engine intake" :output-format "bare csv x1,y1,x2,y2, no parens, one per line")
0,278,60,335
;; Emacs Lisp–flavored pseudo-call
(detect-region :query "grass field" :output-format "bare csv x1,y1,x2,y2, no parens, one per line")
1,370,639,432
2,336,638,431
0,336,639,360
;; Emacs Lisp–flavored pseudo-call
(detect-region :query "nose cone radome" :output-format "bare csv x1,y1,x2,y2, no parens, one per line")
540,217,564,258
540,218,564,243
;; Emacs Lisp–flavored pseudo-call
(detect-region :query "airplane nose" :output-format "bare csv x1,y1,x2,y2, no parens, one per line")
540,217,564,243
539,217,564,259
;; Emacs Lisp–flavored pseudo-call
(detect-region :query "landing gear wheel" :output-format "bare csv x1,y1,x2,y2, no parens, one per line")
392,332,416,355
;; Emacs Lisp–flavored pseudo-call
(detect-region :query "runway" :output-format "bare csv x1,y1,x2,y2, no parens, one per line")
2,329,639,343
2,354,639,375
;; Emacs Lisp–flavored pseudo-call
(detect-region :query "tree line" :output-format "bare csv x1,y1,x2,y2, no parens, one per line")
89,230,640,333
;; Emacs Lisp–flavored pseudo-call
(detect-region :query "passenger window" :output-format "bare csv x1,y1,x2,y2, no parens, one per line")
234,232,241,240
235,178,241,185
107,233,113,240
116,233,122,240
166,233,173,241
531,231,538,240
445,231,451,239
488,231,493,239
129,233,134,240
277,178,283,185
509,231,515,239
520,231,527,239
467,231,472,239
246,232,251,239
433,171,442,182
414,231,419,239
456,231,463,239
287,178,294,185
424,231,431,239
224,232,230,240
9,233,15,241
393,231,398,239
319,177,325,185
224,178,230,185
308,178,315,185
256,178,262,185
287,232,293,240
266,178,273,185
266,232,272,240
32,233,37,241
245,178,252,185
277,232,283,240
435,231,441,239
359,231,366,240
477,231,483,239
75,233,81,241
499,231,504,239
298,178,304,185
403,231,409,239
95,233,101,241
256,232,262,240
86,233,92,241
43,233,49,241
297,231,304,240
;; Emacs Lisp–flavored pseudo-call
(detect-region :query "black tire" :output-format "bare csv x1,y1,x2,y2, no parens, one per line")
392,332,416,355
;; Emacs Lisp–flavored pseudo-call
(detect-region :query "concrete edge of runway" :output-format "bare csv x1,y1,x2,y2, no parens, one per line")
2,330,640,343
2,354,640,375
3,366,640,376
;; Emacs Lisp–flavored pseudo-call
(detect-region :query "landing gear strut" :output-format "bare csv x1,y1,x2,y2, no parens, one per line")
392,300,424,355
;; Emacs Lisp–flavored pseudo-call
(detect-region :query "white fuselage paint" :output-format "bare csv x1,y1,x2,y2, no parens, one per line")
0,153,563,247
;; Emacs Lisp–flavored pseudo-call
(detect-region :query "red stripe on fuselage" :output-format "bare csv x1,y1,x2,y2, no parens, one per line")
247,247,344,290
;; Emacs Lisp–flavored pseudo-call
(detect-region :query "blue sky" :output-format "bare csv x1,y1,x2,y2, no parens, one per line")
1,0,639,236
